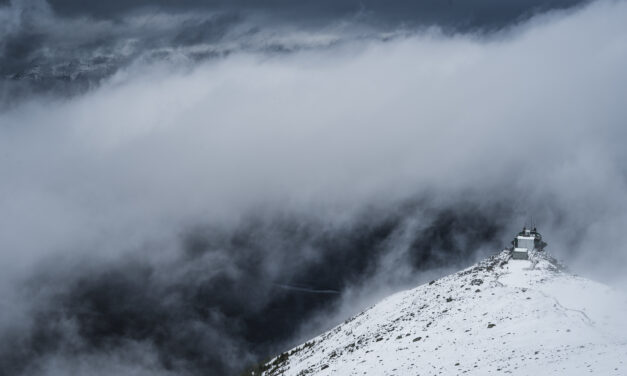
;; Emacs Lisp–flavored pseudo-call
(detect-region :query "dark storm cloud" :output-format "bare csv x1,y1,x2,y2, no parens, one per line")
0,1,247,103
1,1,627,376
2,202,504,376
0,0,591,102
45,0,589,29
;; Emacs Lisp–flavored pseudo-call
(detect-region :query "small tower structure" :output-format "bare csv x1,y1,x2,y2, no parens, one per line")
510,226,547,260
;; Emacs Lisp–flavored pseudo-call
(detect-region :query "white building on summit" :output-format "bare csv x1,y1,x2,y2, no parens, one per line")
510,226,547,260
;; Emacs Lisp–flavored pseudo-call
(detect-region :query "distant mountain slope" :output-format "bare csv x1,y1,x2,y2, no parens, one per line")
253,251,627,375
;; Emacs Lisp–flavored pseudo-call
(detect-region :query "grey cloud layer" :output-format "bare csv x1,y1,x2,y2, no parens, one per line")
1,0,590,102
42,0,588,27
1,0,627,375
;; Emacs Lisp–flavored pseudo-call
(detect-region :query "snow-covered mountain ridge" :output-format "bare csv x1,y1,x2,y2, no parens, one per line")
255,250,627,375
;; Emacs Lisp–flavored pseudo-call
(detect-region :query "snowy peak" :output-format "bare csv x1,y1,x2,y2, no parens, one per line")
254,251,627,376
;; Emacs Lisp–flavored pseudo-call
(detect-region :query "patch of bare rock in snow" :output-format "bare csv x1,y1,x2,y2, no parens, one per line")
252,250,627,376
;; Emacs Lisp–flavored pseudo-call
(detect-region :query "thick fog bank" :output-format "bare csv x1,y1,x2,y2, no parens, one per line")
1,0,627,375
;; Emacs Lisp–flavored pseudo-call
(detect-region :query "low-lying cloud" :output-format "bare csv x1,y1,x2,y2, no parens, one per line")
1,0,627,375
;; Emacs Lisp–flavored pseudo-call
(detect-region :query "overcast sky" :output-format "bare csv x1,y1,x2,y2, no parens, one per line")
1,0,591,101
1,1,627,375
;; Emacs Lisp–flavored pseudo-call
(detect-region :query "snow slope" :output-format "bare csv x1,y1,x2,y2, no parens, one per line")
257,251,627,376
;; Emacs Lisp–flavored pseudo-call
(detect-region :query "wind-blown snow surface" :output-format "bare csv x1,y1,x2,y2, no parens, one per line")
258,251,627,375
